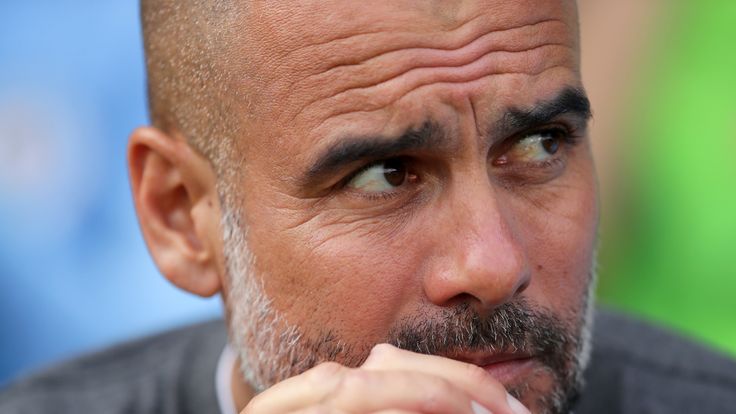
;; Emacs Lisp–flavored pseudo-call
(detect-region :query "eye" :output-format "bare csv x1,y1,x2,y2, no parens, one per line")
347,159,411,193
513,130,563,161
495,129,567,166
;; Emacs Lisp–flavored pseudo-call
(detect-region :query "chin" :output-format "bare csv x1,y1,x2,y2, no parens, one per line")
506,365,577,414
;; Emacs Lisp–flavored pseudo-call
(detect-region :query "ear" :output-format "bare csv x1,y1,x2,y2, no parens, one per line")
127,126,224,297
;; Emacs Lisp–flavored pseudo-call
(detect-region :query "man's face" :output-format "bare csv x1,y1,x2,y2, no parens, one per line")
222,1,597,412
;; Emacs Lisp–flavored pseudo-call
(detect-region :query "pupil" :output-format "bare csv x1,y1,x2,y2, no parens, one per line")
541,135,560,154
383,159,406,187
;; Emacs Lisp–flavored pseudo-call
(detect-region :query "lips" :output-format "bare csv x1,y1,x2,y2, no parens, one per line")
448,351,536,383
449,351,532,366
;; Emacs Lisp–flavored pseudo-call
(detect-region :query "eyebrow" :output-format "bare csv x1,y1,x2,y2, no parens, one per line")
302,121,449,187
494,87,592,138
301,87,591,189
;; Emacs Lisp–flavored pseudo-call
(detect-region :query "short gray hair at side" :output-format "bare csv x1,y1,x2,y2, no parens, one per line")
140,0,247,172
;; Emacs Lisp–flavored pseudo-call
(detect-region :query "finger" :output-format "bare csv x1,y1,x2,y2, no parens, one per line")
362,344,530,414
243,362,479,414
326,369,477,413
371,400,493,414
288,406,350,414
243,362,345,414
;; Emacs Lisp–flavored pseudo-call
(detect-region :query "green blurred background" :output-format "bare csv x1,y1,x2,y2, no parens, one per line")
584,0,736,356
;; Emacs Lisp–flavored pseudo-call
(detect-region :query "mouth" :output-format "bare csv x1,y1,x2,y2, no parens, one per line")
448,351,536,384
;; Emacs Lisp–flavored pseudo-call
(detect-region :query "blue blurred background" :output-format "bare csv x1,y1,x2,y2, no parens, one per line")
0,2,220,385
1,1,734,386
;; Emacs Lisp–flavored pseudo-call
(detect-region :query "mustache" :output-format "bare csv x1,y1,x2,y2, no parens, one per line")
383,299,579,377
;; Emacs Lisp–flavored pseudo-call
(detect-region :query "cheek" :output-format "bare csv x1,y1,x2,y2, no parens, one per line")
248,211,426,344
510,158,598,312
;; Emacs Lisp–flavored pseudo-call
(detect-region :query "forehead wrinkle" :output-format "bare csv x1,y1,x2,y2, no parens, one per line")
270,0,575,75
264,12,490,104
247,1,482,81
300,18,568,91
282,13,489,73
294,39,574,127
283,14,574,125
256,2,574,97
308,64,571,134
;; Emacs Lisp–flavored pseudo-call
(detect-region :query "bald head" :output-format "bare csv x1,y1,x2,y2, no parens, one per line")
140,0,246,166
140,0,580,180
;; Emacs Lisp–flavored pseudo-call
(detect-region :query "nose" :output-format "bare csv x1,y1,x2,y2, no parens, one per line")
422,183,531,311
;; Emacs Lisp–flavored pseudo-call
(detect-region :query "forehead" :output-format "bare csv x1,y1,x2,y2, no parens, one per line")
236,0,580,159
247,1,578,55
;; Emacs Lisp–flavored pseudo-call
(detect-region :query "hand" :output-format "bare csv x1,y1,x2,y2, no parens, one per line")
241,344,531,414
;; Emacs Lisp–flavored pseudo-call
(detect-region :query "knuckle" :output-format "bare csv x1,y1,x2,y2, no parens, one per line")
430,375,456,395
307,363,370,405
418,376,458,412
335,368,370,395
461,363,506,395
241,393,265,414
298,406,333,414
465,362,490,380
365,343,398,364
306,361,345,385
372,343,398,355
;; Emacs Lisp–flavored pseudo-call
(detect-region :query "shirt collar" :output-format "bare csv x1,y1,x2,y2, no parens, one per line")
215,344,238,414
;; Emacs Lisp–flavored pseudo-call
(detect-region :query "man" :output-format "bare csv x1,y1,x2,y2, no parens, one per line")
2,1,735,413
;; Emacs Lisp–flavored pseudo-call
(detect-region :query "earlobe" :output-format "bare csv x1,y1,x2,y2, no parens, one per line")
127,126,224,298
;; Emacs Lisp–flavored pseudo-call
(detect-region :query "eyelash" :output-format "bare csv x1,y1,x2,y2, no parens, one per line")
359,190,405,202
340,158,413,201
523,123,580,148
503,124,580,163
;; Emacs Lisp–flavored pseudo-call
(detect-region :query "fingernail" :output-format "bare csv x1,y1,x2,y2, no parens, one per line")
471,400,493,414
506,393,531,414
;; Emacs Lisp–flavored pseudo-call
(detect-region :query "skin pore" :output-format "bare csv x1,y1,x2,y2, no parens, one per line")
131,1,598,413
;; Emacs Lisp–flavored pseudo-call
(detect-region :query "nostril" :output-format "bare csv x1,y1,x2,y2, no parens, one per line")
435,292,478,309
452,292,477,306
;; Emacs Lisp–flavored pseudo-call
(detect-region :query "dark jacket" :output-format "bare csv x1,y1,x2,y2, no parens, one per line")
2,309,735,413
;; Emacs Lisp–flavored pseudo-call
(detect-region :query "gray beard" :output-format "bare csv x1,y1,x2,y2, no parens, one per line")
223,204,597,414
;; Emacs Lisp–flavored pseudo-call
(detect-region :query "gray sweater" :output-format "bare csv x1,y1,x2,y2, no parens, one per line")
2,309,735,413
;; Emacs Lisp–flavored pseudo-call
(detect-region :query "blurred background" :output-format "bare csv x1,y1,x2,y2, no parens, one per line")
0,1,734,386
0,2,221,386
